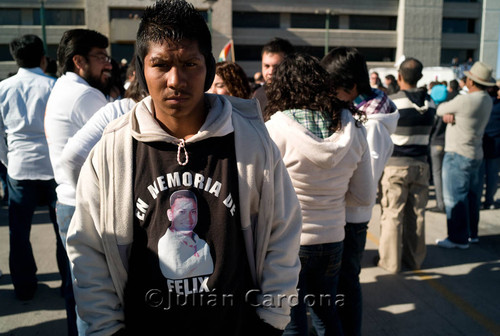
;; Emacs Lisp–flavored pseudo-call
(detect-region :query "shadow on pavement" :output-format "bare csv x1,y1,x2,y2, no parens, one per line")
0,281,65,317
362,262,500,336
3,318,67,336
361,235,500,336
363,234,500,270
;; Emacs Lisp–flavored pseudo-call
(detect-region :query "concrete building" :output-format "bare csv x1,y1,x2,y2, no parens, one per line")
1,0,499,81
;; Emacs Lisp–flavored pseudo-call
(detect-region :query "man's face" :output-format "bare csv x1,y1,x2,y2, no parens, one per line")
208,74,230,96
465,77,473,90
168,197,198,232
262,51,284,83
143,39,206,121
81,47,112,93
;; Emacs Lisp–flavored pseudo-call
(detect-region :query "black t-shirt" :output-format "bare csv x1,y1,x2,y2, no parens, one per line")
124,133,259,335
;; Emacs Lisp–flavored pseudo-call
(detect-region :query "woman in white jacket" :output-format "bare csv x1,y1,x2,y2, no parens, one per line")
321,47,399,336
265,53,374,336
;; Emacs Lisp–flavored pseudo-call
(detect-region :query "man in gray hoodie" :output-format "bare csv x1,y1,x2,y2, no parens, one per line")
66,1,301,335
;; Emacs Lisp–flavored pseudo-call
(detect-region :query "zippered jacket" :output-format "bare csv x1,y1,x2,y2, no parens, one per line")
66,94,302,335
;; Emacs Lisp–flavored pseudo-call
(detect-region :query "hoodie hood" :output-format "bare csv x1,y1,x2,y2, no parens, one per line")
268,109,358,169
130,94,234,144
398,88,431,114
366,108,400,135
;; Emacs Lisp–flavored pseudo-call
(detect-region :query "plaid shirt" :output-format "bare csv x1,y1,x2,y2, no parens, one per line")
281,109,333,139
354,88,396,115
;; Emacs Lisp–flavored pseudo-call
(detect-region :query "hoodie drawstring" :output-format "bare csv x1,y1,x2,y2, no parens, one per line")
177,139,189,166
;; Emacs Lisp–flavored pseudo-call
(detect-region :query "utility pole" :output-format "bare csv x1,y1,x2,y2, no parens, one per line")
40,0,47,54
325,9,331,56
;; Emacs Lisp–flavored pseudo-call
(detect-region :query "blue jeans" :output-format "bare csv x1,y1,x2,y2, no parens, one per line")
337,222,368,336
430,145,445,210
0,163,7,200
7,177,66,298
478,157,500,207
284,242,344,336
442,152,482,244
56,203,87,336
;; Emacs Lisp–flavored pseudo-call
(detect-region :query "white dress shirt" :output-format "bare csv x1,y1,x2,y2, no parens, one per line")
0,67,55,180
158,228,214,280
45,72,108,205
60,98,136,188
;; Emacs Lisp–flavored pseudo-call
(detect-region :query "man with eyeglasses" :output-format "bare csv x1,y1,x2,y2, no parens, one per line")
44,28,112,336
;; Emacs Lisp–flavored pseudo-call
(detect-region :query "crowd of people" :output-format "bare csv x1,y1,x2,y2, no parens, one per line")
0,0,499,335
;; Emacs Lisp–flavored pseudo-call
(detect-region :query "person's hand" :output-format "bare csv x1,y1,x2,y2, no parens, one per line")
442,113,455,124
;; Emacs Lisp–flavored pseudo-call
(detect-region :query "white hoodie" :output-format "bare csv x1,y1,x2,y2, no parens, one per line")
345,111,400,223
266,109,374,245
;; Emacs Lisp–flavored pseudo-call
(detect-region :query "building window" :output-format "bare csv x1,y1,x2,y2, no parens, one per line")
33,9,85,25
290,13,339,29
234,45,395,63
442,18,475,33
295,46,326,59
233,45,263,61
110,8,144,20
0,9,22,25
350,15,397,30
441,49,475,66
233,12,280,28
0,45,13,62
356,47,395,62
111,43,136,65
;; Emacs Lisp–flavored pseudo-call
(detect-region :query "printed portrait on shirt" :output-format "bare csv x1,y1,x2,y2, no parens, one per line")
158,190,214,280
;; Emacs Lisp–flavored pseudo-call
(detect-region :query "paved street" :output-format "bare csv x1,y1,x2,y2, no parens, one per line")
0,186,499,335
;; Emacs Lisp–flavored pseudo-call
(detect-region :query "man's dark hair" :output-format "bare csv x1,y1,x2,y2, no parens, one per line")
398,58,423,86
320,47,372,96
385,74,396,83
449,79,459,91
486,85,499,97
135,0,215,93
57,29,109,75
261,37,295,56
471,80,488,91
265,52,354,132
9,34,45,68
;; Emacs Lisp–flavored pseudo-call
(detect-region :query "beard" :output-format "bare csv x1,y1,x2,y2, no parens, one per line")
83,71,111,95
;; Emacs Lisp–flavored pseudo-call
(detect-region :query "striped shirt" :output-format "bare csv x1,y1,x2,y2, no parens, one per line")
389,88,436,158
